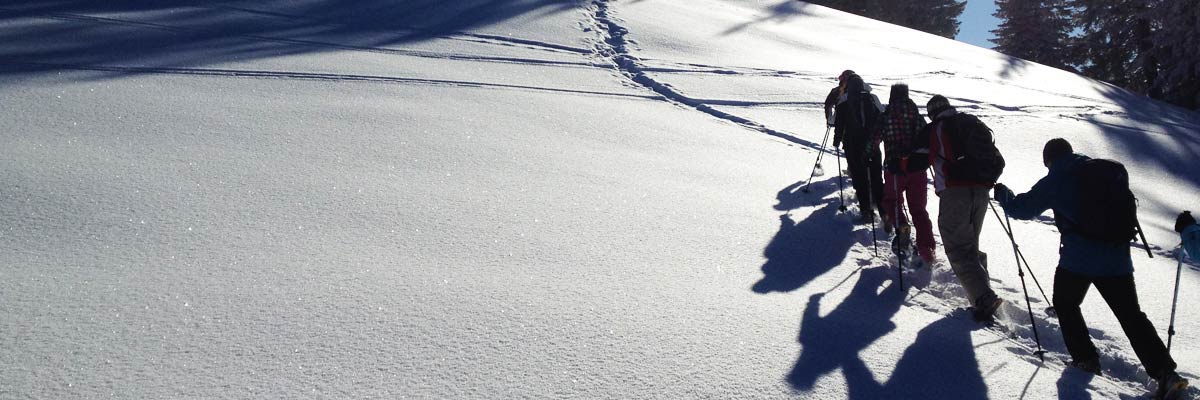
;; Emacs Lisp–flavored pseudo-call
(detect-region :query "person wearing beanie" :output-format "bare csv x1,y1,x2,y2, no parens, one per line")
921,94,1002,321
824,70,855,127
833,73,886,224
1178,211,1199,260
871,83,936,266
996,139,1187,398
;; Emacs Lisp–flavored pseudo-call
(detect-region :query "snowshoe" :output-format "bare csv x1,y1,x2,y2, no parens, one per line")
972,292,1003,323
1068,358,1102,376
891,225,913,260
1156,372,1188,400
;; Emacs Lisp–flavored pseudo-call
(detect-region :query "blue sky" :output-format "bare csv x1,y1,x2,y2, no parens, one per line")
957,0,999,48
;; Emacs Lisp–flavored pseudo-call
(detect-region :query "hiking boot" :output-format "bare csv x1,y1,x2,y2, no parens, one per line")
973,292,1002,322
1156,371,1188,400
881,211,894,234
1069,358,1102,376
891,227,912,256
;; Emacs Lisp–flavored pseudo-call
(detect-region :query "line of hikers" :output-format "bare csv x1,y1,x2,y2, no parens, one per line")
821,70,1191,399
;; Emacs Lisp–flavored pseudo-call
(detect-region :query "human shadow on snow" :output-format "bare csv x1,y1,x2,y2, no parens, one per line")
753,176,855,294
773,174,845,213
1056,367,1096,400
787,266,989,399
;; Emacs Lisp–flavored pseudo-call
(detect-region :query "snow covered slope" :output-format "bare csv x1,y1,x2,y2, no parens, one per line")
1,0,1197,398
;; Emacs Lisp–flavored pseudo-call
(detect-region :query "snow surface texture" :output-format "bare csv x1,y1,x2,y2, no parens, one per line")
1,0,1197,398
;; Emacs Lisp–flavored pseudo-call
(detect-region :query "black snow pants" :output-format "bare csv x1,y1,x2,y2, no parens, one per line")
843,140,884,217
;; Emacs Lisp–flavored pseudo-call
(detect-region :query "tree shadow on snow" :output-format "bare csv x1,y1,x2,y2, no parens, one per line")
996,56,1031,81
0,0,579,80
721,0,815,36
753,176,854,294
1089,84,1200,191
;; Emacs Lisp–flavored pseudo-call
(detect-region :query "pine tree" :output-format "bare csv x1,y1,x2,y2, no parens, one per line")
804,0,965,39
907,0,967,39
991,0,1072,69
1069,0,1157,93
1150,0,1200,109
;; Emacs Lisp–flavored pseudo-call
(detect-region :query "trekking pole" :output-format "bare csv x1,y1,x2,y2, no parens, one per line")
866,145,878,258
895,176,904,289
989,202,1055,316
1168,244,1184,352
989,202,1047,361
1135,218,1154,259
836,148,847,213
802,126,833,193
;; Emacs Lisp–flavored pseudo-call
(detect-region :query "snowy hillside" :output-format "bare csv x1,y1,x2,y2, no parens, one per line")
1,0,1198,398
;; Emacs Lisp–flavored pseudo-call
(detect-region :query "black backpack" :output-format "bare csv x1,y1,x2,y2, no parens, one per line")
941,113,1005,184
1070,158,1138,243
846,75,879,129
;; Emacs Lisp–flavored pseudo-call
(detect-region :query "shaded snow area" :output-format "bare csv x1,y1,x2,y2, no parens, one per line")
1,0,1198,398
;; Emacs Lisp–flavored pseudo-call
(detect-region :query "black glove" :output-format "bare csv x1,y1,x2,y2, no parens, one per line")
832,139,841,148
1176,211,1195,233
993,183,1008,202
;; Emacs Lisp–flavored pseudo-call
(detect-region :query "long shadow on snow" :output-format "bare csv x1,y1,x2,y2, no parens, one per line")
773,174,846,213
1078,84,1200,253
721,0,814,36
1089,84,1200,191
787,267,902,397
0,0,579,79
1056,368,1096,400
881,316,988,399
787,267,989,399
753,176,854,294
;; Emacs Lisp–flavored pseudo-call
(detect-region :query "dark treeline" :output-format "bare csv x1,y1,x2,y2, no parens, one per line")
991,0,1198,110
805,0,1199,110
805,0,967,38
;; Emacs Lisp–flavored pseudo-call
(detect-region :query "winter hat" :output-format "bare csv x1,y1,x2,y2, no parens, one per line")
845,74,865,95
1176,211,1195,233
926,95,951,117
1042,138,1073,167
838,69,856,83
889,83,910,105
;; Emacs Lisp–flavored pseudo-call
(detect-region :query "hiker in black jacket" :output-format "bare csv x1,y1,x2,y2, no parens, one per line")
833,73,885,223
996,138,1188,399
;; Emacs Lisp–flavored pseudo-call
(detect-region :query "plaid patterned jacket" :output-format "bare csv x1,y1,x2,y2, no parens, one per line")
872,99,928,172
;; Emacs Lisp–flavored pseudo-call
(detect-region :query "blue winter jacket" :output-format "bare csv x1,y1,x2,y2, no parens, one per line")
996,154,1134,277
1183,224,1200,261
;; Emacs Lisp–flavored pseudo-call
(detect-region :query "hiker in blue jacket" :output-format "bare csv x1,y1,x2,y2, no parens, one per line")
1177,211,1200,259
994,138,1187,399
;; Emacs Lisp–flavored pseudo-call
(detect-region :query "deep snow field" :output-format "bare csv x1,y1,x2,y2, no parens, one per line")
2,0,1198,398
